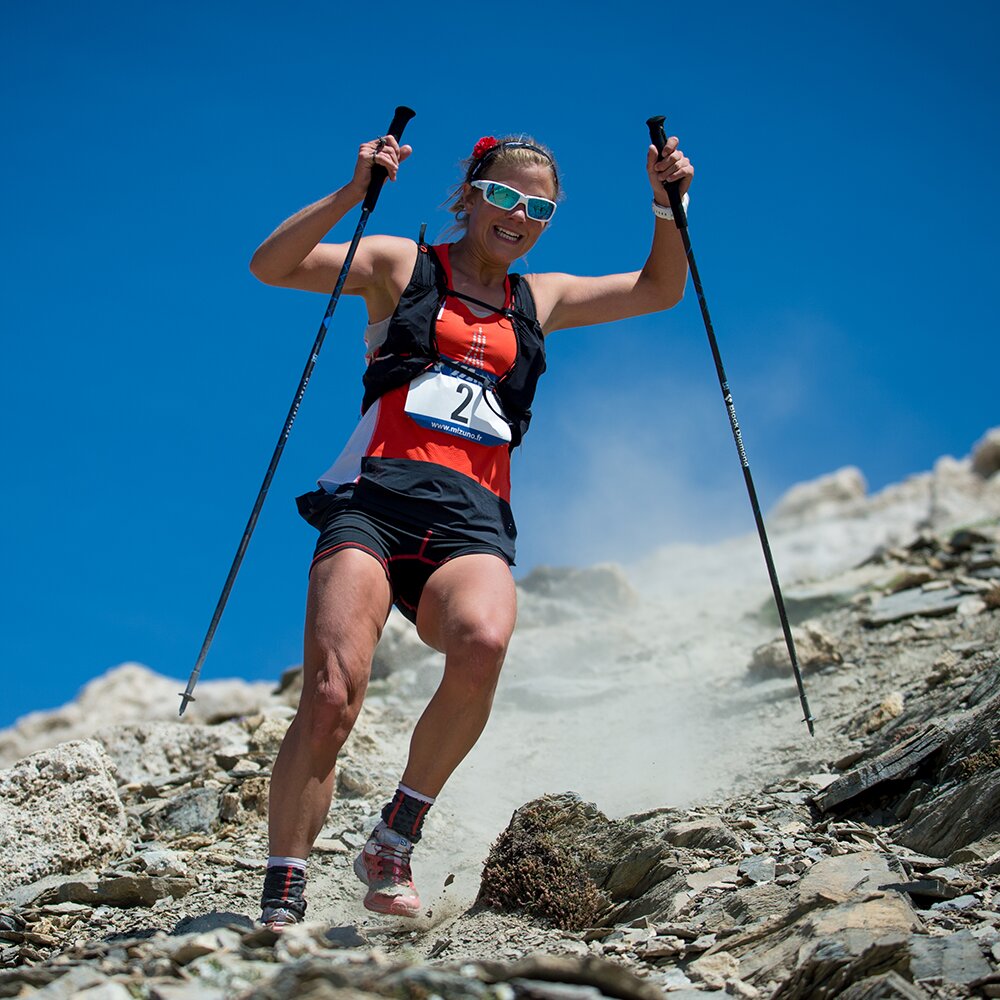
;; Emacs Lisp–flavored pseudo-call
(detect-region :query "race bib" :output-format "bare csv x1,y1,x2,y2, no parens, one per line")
404,363,512,446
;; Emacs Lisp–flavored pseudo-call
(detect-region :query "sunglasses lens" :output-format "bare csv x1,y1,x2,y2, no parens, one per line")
527,199,555,221
486,183,519,209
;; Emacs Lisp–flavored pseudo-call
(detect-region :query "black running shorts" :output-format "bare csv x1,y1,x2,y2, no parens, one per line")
297,482,512,624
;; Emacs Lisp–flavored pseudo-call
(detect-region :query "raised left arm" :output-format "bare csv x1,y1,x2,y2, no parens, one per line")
528,137,693,334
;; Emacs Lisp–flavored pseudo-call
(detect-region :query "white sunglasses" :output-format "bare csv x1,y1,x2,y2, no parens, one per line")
469,180,557,223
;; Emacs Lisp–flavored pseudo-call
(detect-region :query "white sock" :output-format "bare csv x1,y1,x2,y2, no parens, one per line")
267,856,307,870
398,782,436,804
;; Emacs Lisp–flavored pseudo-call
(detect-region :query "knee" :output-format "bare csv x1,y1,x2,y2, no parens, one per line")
447,620,510,689
299,653,368,747
457,618,510,662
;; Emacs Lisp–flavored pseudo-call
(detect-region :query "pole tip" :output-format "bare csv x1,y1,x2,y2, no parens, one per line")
178,692,195,717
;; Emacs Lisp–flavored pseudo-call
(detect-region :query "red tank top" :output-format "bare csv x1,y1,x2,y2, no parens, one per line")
320,245,519,502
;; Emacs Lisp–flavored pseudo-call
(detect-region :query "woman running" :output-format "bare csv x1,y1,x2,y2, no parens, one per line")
251,130,693,925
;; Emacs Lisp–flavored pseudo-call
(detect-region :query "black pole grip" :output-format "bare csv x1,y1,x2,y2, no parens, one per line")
362,105,416,213
646,114,687,229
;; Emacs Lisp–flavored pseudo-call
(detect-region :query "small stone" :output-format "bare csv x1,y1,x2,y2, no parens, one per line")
738,857,776,884
247,716,290,754
931,894,979,911
312,838,349,854
748,625,842,678
336,764,375,798
688,950,739,989
863,691,905,733
652,967,693,990
664,816,742,852
926,867,964,883
957,596,987,617
167,928,243,965
229,759,262,776
775,873,800,886
134,848,188,878
638,937,684,959
218,793,240,822
157,787,221,837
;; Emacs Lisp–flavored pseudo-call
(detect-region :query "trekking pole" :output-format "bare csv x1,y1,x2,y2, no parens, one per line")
646,115,815,736
178,105,416,717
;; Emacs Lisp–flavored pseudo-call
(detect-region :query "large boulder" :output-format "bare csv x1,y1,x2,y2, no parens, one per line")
96,720,248,785
770,467,868,526
0,740,127,897
0,663,277,767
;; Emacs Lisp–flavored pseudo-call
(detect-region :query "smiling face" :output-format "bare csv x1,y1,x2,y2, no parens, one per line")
461,162,558,262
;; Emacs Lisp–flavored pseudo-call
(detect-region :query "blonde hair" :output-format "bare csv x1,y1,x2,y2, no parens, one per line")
443,135,562,235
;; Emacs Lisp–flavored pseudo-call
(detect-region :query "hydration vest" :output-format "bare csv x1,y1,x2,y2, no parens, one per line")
361,241,547,448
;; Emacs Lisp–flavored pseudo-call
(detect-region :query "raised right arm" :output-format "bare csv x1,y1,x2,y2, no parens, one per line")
249,136,413,309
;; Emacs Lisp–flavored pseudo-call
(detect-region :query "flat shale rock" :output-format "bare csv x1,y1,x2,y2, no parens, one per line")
795,851,907,903
725,892,919,992
0,740,126,898
664,815,741,852
771,931,912,1000
907,929,992,986
898,763,1000,857
864,586,964,626
836,971,930,999
42,874,197,907
779,564,901,622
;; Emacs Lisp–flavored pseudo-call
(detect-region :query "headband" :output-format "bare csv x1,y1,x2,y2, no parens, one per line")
468,137,554,179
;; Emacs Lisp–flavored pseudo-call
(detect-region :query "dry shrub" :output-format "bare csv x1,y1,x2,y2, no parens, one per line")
959,739,1000,778
477,801,603,930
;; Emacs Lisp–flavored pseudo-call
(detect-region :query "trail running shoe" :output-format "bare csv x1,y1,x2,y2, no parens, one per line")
353,820,422,916
258,905,301,930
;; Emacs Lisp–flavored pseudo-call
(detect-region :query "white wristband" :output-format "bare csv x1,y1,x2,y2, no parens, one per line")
652,192,689,221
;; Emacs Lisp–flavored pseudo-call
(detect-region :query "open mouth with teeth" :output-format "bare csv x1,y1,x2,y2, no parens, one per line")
493,225,522,244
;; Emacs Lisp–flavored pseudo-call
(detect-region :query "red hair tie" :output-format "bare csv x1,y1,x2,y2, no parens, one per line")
472,136,498,160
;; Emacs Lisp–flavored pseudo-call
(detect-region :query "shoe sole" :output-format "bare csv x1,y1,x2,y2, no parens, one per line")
362,890,421,917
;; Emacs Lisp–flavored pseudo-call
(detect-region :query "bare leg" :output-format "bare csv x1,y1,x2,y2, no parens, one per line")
268,549,393,859
403,553,517,797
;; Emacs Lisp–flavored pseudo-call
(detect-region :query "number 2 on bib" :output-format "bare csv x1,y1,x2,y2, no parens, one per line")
404,365,512,446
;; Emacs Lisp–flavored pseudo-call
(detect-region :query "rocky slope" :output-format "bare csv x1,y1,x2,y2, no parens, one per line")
1,429,999,998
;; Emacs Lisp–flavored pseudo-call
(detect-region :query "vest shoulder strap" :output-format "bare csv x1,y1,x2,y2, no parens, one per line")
509,272,539,325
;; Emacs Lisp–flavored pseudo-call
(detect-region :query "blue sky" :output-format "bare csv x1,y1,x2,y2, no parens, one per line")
2,1,997,726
